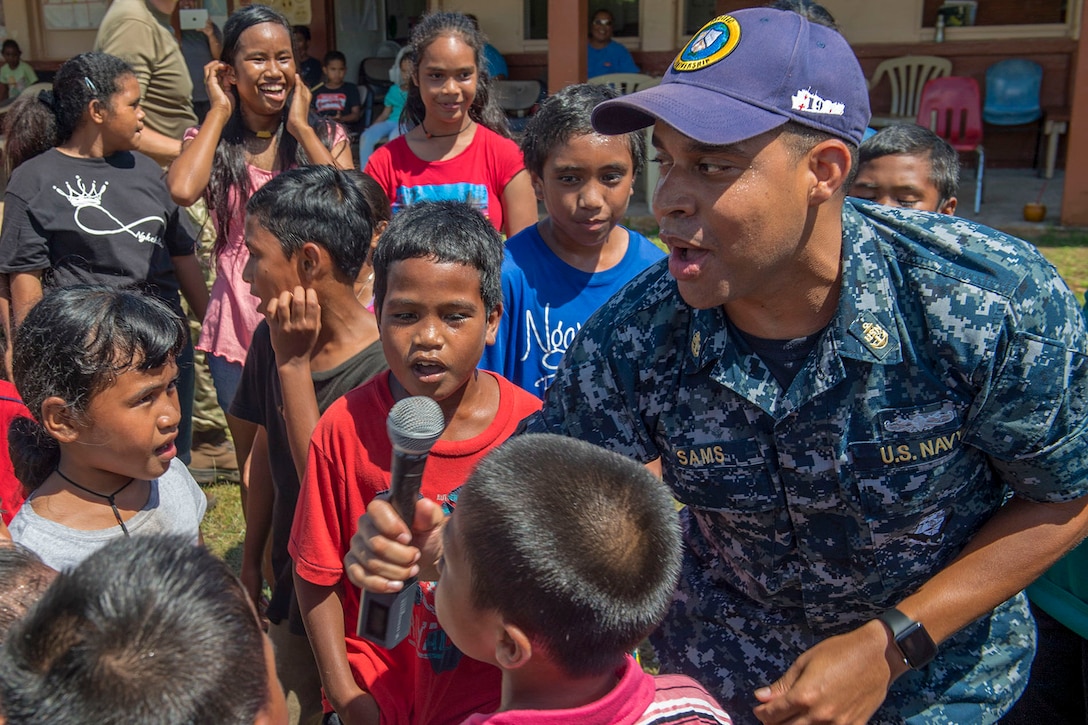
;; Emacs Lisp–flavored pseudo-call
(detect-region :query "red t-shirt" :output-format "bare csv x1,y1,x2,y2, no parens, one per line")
363,125,525,235
0,380,31,525
290,370,541,725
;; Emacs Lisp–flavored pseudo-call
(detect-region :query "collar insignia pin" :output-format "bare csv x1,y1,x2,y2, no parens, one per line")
861,321,889,350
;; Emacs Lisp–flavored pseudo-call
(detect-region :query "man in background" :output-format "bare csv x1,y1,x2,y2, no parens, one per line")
95,0,197,164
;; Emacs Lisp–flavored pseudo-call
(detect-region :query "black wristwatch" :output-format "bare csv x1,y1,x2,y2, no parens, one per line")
877,608,937,669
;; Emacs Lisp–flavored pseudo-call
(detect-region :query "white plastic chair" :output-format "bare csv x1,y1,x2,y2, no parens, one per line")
867,55,952,127
492,79,543,135
492,80,542,116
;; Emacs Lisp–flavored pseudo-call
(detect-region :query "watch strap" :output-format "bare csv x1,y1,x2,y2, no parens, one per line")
877,607,937,669
877,607,915,638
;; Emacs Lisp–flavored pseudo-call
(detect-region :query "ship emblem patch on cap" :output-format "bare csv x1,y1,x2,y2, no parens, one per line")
791,88,845,116
673,15,741,72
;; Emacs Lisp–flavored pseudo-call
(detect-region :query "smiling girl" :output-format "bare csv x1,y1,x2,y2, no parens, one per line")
168,4,352,436
363,12,536,238
7,286,206,571
0,51,208,462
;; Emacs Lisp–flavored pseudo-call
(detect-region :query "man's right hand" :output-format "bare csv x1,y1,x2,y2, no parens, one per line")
344,496,446,592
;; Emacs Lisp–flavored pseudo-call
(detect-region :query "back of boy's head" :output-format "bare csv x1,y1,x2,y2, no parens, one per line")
372,201,503,314
521,83,646,179
858,124,960,205
323,50,346,67
0,535,270,725
0,543,56,644
246,165,375,281
456,433,682,678
9,285,186,490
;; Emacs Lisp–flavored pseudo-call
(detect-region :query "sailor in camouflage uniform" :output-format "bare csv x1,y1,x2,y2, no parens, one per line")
526,7,1088,724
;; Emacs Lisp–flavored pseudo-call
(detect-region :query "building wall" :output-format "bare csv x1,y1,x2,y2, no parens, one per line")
8,0,1081,61
7,0,1081,170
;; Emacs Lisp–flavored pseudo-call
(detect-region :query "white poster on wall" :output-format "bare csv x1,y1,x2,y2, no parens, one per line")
42,0,109,30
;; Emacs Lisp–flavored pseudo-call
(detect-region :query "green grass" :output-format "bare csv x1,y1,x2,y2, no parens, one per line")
201,480,245,575
1030,227,1088,305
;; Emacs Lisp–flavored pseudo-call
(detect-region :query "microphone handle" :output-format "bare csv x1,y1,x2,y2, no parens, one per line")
356,449,429,648
389,450,429,525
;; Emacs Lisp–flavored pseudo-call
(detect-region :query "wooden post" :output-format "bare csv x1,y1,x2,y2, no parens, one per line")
547,0,587,95
1060,2,1088,225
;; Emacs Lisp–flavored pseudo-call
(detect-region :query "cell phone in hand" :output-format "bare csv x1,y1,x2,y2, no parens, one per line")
180,8,208,30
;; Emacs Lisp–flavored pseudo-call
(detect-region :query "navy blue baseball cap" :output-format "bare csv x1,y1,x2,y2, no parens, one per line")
592,8,871,146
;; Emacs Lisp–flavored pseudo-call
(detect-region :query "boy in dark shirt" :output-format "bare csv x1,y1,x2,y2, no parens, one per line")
231,165,386,725
311,50,363,126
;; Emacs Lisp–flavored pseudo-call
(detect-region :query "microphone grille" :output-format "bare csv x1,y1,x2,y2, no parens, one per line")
387,396,446,453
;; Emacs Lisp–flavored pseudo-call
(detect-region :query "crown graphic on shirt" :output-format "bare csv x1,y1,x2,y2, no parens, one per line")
53,176,109,208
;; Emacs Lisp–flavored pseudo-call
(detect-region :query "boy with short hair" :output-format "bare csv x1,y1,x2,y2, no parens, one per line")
312,50,363,126
290,200,542,725
231,165,387,725
0,534,288,725
434,433,733,724
850,123,959,215
479,83,664,398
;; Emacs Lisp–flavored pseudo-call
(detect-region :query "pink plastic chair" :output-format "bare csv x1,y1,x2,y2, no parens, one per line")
916,76,984,213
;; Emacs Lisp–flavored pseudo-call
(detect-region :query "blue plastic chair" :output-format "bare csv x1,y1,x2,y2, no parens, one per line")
983,59,1043,126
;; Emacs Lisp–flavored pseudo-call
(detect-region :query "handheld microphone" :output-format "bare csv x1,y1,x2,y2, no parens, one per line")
357,396,445,649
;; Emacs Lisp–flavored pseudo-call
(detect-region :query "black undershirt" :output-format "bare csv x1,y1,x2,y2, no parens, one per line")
731,323,824,390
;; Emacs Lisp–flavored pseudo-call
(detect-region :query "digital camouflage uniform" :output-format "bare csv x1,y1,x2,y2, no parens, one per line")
528,199,1088,724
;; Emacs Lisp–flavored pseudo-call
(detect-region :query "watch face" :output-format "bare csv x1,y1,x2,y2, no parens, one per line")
897,622,938,668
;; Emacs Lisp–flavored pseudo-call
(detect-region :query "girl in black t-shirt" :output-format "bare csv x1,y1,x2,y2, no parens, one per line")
0,52,209,463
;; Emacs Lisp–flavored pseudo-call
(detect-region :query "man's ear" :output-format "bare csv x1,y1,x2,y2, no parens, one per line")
495,621,533,670
41,396,80,443
939,196,958,216
807,138,852,205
